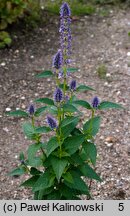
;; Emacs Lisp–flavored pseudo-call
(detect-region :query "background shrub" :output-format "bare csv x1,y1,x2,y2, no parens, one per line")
0,0,40,48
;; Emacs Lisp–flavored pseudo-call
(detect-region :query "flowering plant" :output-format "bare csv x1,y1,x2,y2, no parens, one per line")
7,2,123,200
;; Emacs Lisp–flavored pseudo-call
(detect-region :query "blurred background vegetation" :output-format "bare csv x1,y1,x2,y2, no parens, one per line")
0,0,130,48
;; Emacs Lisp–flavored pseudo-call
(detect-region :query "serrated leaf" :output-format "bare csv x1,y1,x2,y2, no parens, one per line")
35,126,51,134
29,157,42,167
83,116,101,136
63,104,79,113
33,170,54,192
83,142,97,166
34,106,47,117
73,100,92,110
98,101,123,110
60,116,79,138
6,110,28,117
51,156,68,181
79,163,102,182
22,122,36,140
76,85,95,92
64,170,90,196
59,184,75,199
38,187,53,199
35,98,54,106
62,172,74,183
70,152,84,165
63,135,85,155
27,143,42,166
36,70,53,78
21,175,39,187
46,137,59,157
8,167,25,176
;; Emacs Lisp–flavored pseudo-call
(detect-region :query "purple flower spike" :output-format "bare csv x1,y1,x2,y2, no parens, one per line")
60,3,72,66
60,2,71,17
47,115,57,130
92,96,100,109
28,104,35,115
70,80,76,91
54,88,63,103
52,50,63,70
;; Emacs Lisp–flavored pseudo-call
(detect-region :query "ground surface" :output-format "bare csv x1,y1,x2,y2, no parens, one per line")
0,8,130,200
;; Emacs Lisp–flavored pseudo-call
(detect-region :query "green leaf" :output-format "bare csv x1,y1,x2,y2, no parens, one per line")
70,152,84,165
46,137,59,157
47,191,61,200
22,122,36,140
62,172,74,184
6,110,28,117
63,135,85,155
59,184,75,199
34,106,47,117
30,167,42,176
35,70,53,78
71,128,82,136
35,126,51,134
51,156,68,181
64,170,90,196
59,83,69,90
29,157,42,167
73,100,92,110
83,142,97,166
27,143,42,166
19,152,24,161
79,163,102,182
8,167,25,176
83,116,101,136
35,98,54,106
21,176,39,187
48,105,58,115
76,85,95,92
33,170,54,192
38,187,53,199
63,104,79,113
67,67,78,73
60,116,79,138
98,101,123,110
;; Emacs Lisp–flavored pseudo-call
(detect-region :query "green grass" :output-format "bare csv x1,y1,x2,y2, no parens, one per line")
44,0,96,16
43,0,130,17
97,64,107,79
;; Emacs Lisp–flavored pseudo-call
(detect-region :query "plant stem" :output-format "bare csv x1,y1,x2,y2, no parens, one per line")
32,116,35,128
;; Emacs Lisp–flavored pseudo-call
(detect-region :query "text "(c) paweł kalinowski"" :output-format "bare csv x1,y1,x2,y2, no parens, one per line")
20,202,104,212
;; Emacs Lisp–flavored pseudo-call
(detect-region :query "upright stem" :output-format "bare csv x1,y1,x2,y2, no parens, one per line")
32,116,35,128
57,104,62,158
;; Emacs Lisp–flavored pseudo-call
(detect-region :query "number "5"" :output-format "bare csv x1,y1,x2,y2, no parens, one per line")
118,203,124,211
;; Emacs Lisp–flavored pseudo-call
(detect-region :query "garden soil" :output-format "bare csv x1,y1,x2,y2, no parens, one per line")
0,8,130,199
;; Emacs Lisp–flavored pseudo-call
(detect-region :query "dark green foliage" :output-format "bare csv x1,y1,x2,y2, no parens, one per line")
0,0,40,48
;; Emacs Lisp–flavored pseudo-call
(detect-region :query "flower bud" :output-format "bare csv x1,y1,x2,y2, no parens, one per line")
70,80,76,91
60,2,71,17
28,104,35,115
54,88,63,103
47,115,57,130
91,96,100,109
52,50,63,70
